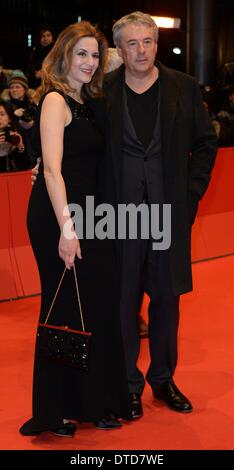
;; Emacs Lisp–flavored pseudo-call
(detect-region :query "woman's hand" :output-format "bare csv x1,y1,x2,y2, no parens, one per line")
58,231,82,269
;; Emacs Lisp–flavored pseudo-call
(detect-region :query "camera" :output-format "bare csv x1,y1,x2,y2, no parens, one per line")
20,107,35,123
3,126,21,146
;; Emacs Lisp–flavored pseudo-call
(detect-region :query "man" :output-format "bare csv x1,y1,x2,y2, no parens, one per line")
102,11,217,419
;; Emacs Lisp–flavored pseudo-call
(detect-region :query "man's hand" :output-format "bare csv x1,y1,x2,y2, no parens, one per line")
31,157,41,185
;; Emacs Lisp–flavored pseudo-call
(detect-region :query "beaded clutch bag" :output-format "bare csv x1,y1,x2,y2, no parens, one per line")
36,266,91,371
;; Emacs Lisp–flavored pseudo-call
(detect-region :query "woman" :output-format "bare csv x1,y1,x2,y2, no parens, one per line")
20,21,130,438
0,100,25,172
4,70,36,169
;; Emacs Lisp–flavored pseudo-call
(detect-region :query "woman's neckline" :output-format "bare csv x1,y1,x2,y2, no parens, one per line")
66,94,85,106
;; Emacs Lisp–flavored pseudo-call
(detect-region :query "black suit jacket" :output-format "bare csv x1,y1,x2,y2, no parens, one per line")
100,62,217,295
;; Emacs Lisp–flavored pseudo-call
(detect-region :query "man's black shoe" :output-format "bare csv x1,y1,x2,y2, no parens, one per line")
129,393,143,419
50,421,76,437
94,416,122,430
152,380,193,413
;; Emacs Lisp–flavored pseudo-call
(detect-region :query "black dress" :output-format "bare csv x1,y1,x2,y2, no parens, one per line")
20,91,130,435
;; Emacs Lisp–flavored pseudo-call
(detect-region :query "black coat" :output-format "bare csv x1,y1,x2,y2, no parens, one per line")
97,62,217,295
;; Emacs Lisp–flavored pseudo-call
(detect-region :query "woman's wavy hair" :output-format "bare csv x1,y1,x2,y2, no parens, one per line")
41,21,108,100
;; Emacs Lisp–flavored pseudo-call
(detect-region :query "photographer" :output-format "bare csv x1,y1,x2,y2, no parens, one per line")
215,85,234,147
0,100,25,172
1,70,37,168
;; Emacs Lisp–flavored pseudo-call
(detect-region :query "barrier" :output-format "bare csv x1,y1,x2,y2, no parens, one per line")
0,171,40,300
192,147,234,261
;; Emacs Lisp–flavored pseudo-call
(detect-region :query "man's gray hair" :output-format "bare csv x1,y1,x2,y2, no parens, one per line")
113,11,159,47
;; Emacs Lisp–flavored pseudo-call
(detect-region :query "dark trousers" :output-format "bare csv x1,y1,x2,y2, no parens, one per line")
120,238,179,394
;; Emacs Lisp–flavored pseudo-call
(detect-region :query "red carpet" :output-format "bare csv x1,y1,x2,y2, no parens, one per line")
0,255,233,450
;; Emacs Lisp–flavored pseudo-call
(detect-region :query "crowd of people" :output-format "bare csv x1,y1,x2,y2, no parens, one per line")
0,24,54,172
0,22,233,175
202,82,234,147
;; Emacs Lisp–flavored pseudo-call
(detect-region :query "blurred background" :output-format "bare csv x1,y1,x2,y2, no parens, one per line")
0,0,233,78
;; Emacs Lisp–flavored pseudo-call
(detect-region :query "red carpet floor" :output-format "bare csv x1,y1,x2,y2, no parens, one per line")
0,255,234,450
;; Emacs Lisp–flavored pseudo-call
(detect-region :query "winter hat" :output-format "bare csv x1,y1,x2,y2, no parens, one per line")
9,70,29,89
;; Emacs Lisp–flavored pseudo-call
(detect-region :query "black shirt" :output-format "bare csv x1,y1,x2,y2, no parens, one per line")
125,79,159,149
